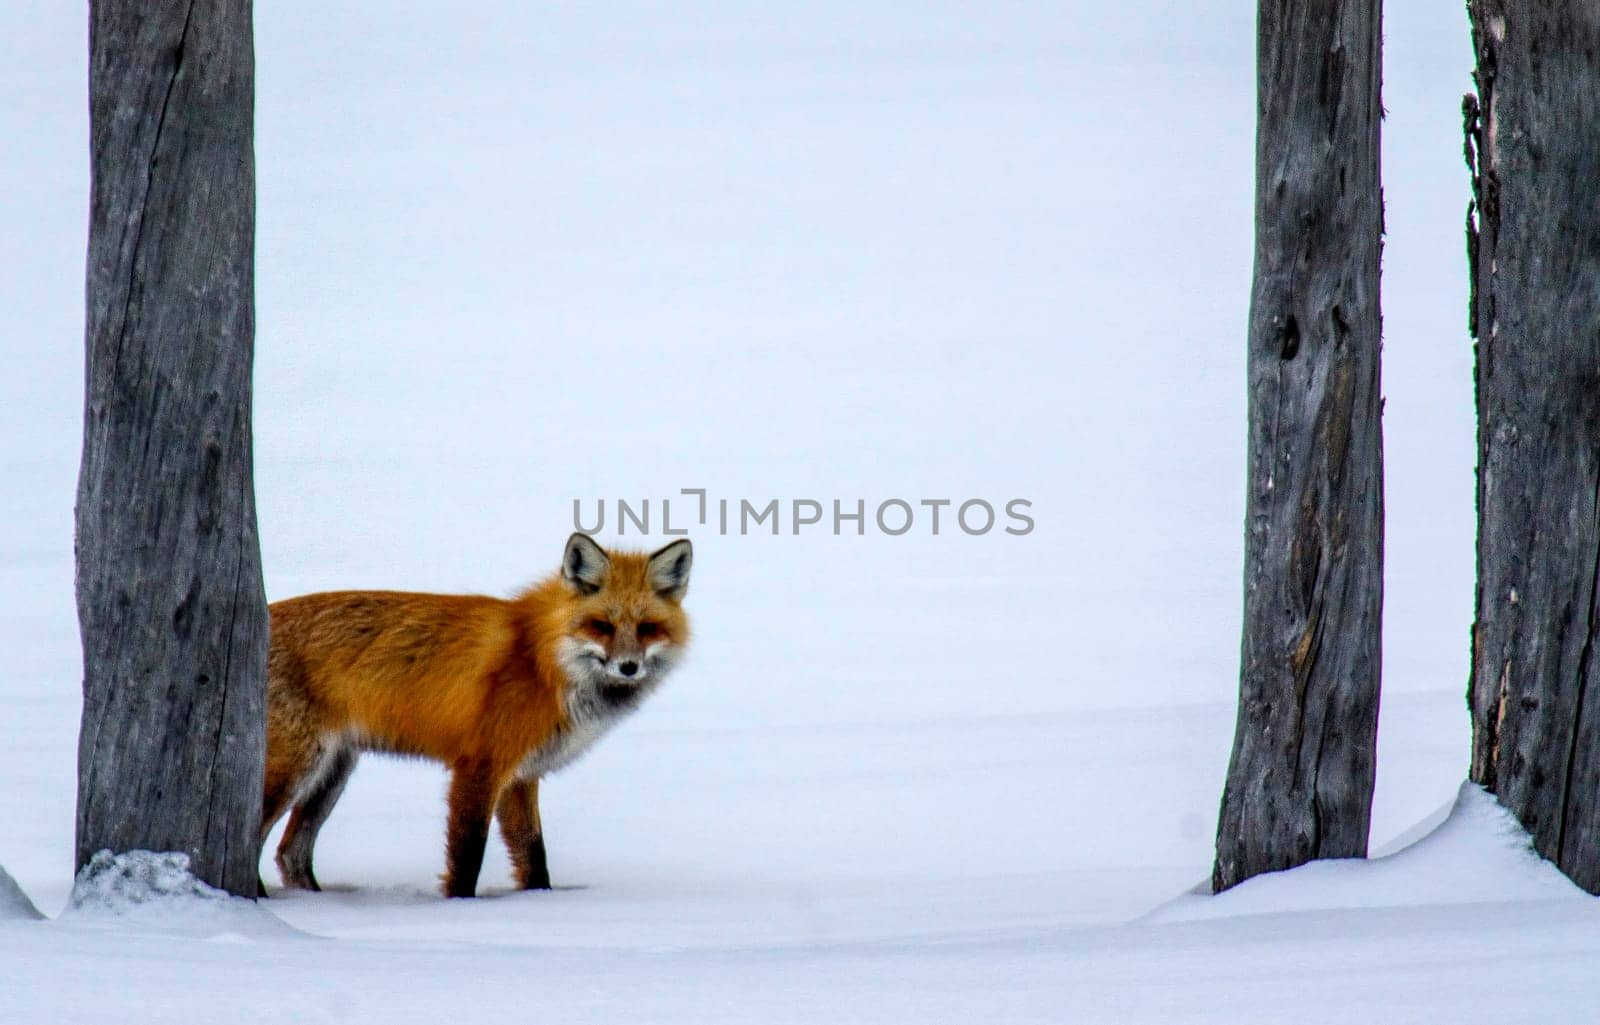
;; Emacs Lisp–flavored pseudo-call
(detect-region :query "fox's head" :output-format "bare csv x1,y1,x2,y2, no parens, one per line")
554,532,692,709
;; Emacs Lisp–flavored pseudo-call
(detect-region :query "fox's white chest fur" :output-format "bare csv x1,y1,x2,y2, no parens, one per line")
515,689,627,777
514,638,668,779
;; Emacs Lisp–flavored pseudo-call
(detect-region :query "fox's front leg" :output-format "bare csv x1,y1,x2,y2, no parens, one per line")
496,776,551,890
443,761,499,898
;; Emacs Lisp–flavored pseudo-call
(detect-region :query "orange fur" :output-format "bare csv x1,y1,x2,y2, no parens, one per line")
261,535,692,897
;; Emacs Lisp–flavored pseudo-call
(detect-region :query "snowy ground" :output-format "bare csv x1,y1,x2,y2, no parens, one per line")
5,2,1595,1022
7,786,1600,1024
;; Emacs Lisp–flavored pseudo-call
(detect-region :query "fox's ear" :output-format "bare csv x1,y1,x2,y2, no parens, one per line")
562,532,610,595
647,539,693,600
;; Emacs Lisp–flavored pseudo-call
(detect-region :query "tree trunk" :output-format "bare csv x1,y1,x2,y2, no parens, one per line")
1213,0,1385,893
1465,3,1600,893
77,0,265,897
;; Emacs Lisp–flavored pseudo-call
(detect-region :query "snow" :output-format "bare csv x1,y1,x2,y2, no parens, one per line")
61,851,295,938
67,851,233,914
0,864,42,922
3,1,1595,1022
1149,783,1587,923
6,804,1600,1024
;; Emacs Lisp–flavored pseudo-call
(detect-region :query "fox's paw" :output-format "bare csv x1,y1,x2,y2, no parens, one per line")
439,874,477,899
275,848,321,891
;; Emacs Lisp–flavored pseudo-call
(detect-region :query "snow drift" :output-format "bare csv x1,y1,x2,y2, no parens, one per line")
61,850,294,938
1149,782,1586,923
0,861,41,920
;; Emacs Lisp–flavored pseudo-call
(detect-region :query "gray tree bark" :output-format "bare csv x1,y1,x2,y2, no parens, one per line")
1213,0,1385,893
77,0,266,897
1465,3,1600,893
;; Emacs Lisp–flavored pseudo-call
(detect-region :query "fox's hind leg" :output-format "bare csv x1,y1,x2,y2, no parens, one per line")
259,735,319,897
496,776,551,890
258,764,295,898
260,657,332,895
276,745,358,891
262,717,321,836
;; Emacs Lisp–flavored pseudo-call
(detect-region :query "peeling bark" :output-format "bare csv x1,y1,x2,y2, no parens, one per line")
1466,0,1600,895
76,0,266,897
1214,0,1385,893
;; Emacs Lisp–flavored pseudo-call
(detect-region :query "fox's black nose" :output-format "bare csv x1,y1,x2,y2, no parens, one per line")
618,660,639,677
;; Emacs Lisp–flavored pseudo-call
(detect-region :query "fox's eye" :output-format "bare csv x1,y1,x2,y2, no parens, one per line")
586,618,614,637
637,621,662,640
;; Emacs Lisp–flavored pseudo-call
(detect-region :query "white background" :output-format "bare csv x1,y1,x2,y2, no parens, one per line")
1,6,1547,1023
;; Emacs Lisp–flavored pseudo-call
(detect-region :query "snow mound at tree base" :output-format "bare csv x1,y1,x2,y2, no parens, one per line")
1148,782,1588,923
62,851,295,938
0,863,42,920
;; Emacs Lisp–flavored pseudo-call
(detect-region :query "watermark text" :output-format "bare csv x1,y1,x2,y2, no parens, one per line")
573,490,1034,537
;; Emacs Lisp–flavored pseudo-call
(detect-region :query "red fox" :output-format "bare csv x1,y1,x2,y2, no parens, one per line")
259,533,692,898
